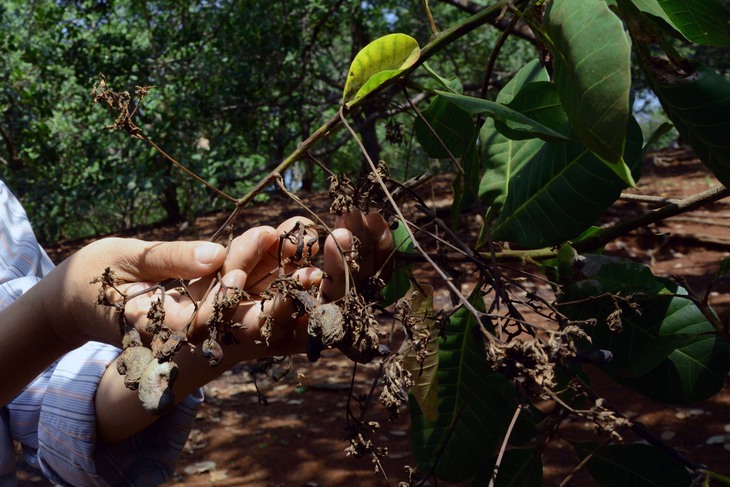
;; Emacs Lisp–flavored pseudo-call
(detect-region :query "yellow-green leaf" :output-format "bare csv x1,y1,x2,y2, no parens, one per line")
400,283,439,422
342,33,420,108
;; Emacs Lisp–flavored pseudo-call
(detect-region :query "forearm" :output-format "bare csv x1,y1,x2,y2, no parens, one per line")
0,280,74,406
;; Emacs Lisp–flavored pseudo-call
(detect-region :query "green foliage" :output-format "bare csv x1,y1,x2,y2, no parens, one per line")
409,291,537,482
556,252,730,403
574,443,693,486
478,59,548,213
491,117,643,248
544,0,633,178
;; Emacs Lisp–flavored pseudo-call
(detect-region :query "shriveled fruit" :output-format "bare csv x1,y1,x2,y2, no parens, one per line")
308,303,346,348
117,346,154,391
202,338,224,366
138,359,178,415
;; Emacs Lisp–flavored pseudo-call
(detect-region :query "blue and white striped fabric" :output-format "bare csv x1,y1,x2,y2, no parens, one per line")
0,181,202,486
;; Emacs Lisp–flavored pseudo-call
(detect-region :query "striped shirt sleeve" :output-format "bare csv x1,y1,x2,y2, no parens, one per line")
0,180,203,486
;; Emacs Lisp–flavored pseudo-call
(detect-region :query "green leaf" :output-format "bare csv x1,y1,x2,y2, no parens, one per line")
559,254,730,403
641,122,674,158
575,443,692,487
544,0,632,165
423,62,463,94
478,60,549,214
473,448,543,487
655,0,730,46
414,96,476,158
410,292,535,482
435,91,573,142
495,81,571,141
495,59,550,105
451,138,481,221
479,118,544,213
342,33,420,107
717,256,730,279
644,63,730,188
492,117,642,248
401,284,439,422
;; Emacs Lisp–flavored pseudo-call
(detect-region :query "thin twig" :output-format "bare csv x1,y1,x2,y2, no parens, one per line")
558,437,611,487
489,404,524,487
480,12,519,100
338,107,498,341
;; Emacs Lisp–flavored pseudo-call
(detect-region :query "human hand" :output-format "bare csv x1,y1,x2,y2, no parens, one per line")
321,207,394,302
42,237,228,348
214,209,394,363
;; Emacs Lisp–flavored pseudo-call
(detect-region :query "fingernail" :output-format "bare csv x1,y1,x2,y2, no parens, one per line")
195,243,221,265
222,270,245,288
257,228,276,248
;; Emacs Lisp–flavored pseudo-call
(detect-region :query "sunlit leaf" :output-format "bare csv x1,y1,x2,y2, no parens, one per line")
401,283,439,421
544,0,632,166
492,117,642,248
574,443,693,486
479,59,548,215
342,33,420,107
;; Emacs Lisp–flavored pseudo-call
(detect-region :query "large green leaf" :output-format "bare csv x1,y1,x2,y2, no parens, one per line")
558,254,730,403
495,81,571,141
491,117,642,249
644,62,730,188
649,0,730,46
479,60,548,213
414,95,476,158
410,293,535,482
342,33,420,108
544,0,632,166
575,443,692,487
435,91,572,143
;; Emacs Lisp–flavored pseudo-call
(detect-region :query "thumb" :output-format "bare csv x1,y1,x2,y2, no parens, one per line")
115,239,225,282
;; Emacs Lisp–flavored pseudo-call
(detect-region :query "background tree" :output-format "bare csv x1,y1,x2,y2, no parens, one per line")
0,0,533,242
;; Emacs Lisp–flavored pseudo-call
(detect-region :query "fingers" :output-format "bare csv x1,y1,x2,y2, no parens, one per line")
321,228,354,302
321,209,394,302
221,226,279,294
105,239,225,282
224,217,319,295
271,217,320,270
